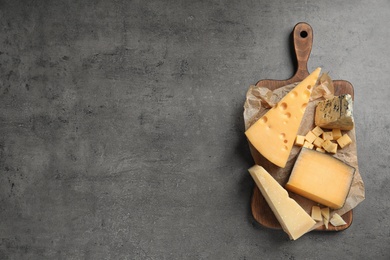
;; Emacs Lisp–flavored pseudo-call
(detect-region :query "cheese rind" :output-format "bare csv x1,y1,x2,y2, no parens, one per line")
245,68,321,168
315,94,354,130
286,148,355,209
248,165,316,240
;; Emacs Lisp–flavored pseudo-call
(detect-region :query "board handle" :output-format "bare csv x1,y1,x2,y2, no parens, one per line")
291,22,313,82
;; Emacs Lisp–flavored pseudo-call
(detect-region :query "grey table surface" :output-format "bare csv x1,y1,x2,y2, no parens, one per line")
1,0,389,259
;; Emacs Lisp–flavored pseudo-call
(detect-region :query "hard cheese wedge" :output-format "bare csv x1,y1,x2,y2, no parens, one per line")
248,165,316,240
286,148,355,209
245,68,321,168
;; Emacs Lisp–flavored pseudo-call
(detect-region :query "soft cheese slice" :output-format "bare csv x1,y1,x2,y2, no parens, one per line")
248,165,316,240
245,68,321,168
315,94,354,130
286,148,355,209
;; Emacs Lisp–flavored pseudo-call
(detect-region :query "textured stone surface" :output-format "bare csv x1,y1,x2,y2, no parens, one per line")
0,0,389,259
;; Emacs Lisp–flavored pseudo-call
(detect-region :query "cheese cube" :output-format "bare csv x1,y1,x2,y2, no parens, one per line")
332,128,342,140
305,131,317,143
311,206,322,221
248,165,316,240
313,137,324,148
245,68,321,168
286,148,355,209
337,134,352,148
303,141,314,149
322,131,333,140
311,126,324,137
322,140,337,154
316,147,326,153
295,135,305,146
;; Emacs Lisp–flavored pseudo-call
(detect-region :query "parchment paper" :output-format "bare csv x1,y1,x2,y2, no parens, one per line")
244,76,365,229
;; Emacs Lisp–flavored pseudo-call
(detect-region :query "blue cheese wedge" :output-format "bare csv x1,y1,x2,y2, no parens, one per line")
315,94,354,130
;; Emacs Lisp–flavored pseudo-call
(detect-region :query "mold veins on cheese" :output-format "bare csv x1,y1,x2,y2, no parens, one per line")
315,94,354,130
245,68,321,168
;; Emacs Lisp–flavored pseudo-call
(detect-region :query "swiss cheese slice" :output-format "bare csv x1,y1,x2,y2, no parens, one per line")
248,165,316,240
286,148,355,209
245,68,321,168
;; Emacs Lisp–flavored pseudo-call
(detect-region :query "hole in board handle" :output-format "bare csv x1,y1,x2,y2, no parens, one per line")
300,30,308,38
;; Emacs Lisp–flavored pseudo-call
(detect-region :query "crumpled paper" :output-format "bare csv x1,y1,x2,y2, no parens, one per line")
244,74,365,230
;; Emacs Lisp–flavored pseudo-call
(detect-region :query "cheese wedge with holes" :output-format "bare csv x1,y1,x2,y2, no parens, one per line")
286,148,355,209
245,68,321,168
248,165,316,240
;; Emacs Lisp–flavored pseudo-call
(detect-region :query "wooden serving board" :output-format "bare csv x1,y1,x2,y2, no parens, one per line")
250,22,353,231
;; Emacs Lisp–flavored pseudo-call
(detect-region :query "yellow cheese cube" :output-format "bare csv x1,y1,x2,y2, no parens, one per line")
305,131,317,144
285,148,355,209
316,147,326,153
313,136,324,148
245,68,321,168
303,141,314,149
295,135,305,146
332,128,342,140
337,134,352,148
322,131,333,140
311,206,322,221
311,126,324,137
322,140,337,154
248,165,316,240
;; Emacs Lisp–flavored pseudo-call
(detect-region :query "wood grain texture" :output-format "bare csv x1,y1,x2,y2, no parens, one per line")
250,22,353,231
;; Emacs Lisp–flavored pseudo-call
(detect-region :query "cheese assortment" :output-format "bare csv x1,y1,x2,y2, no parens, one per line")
245,68,321,168
245,68,361,239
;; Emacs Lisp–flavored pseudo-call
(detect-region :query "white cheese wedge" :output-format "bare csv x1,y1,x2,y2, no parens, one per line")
315,94,354,130
330,213,347,226
248,165,316,240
